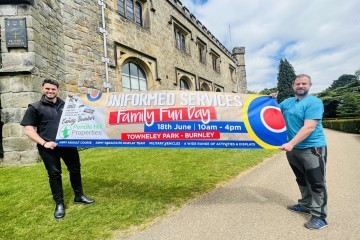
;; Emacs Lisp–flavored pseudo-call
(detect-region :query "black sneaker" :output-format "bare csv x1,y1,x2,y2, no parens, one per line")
304,216,328,230
287,204,310,215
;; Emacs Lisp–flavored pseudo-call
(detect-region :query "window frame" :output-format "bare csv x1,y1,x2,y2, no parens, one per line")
197,38,206,64
180,78,191,91
214,84,224,92
210,50,220,73
173,23,189,53
135,2,142,26
117,0,143,26
229,65,236,82
121,62,147,92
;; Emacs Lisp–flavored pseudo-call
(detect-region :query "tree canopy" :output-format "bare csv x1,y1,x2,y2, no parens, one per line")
259,87,277,95
276,59,296,103
317,76,360,118
257,61,359,119
328,74,357,90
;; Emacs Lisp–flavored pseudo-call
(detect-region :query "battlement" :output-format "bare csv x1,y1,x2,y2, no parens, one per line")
168,0,243,61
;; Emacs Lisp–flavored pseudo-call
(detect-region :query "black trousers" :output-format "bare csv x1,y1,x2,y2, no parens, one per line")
38,146,83,204
286,147,328,219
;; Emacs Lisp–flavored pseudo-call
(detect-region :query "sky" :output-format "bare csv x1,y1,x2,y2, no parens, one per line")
180,0,360,93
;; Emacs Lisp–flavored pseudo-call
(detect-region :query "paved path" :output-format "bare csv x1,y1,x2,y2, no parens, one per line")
123,129,360,240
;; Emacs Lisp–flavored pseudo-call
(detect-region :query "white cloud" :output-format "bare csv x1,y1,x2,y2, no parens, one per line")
180,0,360,92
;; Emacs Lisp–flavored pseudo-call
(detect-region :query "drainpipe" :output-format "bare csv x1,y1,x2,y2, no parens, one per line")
98,0,111,93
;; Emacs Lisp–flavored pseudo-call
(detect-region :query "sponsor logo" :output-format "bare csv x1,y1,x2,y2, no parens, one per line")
87,92,102,102
83,108,94,114
60,125,72,138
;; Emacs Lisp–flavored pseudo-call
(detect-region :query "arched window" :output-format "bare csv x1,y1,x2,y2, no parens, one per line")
122,62,147,91
180,78,190,91
200,82,211,91
117,0,143,26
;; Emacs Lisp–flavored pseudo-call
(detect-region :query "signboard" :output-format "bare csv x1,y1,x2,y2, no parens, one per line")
5,18,27,48
56,91,287,149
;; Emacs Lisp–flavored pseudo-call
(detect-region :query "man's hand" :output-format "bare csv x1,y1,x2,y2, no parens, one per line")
270,91,279,98
280,142,294,152
44,141,57,150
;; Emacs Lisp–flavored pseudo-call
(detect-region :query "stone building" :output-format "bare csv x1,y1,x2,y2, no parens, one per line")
0,0,246,165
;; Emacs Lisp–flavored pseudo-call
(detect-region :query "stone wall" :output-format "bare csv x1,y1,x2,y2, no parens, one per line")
1,3,40,165
0,0,246,165
106,0,246,93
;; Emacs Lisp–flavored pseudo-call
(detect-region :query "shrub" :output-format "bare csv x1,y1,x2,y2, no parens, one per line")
322,119,360,134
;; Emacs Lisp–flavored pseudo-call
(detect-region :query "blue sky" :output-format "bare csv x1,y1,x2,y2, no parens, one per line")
180,0,360,93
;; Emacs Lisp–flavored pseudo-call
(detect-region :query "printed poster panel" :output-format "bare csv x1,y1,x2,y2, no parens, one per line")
55,91,287,149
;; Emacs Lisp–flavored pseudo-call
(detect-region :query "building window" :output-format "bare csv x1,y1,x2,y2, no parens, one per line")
215,85,224,92
210,51,220,73
174,26,187,53
117,0,143,26
200,82,211,91
180,78,190,90
197,39,206,63
117,0,125,15
122,62,147,91
135,2,142,25
229,65,236,82
126,0,134,21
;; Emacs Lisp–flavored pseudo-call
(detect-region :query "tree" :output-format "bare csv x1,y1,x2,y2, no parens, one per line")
276,59,296,103
355,68,360,79
247,90,258,94
321,96,341,118
329,74,357,90
259,87,277,95
317,76,360,118
337,93,360,117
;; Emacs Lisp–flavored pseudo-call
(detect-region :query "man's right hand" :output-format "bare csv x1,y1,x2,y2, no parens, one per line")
44,141,57,150
270,91,279,98
280,142,294,152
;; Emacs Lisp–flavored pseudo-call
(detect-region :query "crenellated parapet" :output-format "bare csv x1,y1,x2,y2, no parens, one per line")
167,0,235,61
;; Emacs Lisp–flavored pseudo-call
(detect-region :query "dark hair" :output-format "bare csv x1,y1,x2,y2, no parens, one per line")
42,79,59,88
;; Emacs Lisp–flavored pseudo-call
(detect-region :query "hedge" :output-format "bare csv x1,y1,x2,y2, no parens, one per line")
322,119,360,134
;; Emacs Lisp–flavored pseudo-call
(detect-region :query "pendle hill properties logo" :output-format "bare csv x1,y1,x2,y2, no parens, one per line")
60,125,72,138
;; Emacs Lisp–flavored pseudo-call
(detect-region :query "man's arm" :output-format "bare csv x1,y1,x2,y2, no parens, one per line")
280,119,318,151
23,126,57,149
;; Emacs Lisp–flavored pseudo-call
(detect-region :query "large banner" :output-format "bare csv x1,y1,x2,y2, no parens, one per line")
56,91,287,149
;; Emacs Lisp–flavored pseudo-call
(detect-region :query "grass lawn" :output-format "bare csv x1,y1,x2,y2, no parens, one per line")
0,148,279,240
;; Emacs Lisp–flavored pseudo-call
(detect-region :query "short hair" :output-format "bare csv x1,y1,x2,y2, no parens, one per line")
295,74,311,82
42,79,59,88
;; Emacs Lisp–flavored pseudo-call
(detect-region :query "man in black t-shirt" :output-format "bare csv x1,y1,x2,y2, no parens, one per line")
21,79,95,219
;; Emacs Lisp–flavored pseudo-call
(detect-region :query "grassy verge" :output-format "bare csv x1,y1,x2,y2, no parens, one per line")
0,148,278,240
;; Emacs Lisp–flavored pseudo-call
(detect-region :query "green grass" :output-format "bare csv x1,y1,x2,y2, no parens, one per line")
0,148,278,240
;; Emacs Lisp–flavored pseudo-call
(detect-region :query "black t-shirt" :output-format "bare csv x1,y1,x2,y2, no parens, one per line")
20,95,65,142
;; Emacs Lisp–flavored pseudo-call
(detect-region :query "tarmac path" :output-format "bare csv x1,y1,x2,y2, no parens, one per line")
123,129,360,240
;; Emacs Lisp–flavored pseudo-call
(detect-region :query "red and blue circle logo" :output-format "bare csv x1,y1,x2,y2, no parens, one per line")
87,92,102,102
243,95,287,149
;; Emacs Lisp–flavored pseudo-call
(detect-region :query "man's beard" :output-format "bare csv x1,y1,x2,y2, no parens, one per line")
295,89,309,96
